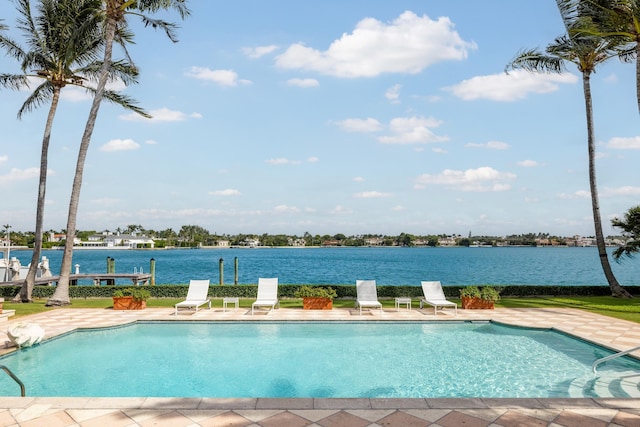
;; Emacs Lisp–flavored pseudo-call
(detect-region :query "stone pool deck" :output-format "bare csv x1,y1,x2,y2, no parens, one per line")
0,305,639,426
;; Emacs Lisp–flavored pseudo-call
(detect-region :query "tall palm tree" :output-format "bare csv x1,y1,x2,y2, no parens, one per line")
47,0,190,306
506,0,632,297
0,0,149,302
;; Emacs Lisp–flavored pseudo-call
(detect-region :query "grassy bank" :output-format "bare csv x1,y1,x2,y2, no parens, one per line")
5,296,640,323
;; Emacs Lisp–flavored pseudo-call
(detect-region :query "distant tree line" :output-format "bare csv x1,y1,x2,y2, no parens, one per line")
0,225,627,249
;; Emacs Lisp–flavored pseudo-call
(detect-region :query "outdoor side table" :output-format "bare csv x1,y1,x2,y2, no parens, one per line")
223,297,239,312
395,297,412,311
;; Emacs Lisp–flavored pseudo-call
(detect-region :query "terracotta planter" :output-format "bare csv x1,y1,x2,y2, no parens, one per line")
303,297,333,310
128,299,147,310
113,296,132,310
113,296,146,310
461,296,494,310
0,297,4,314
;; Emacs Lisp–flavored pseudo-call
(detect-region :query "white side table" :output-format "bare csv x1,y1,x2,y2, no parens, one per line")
395,297,412,311
223,297,239,312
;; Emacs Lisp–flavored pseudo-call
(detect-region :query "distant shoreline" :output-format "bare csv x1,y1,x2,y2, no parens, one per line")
5,244,607,252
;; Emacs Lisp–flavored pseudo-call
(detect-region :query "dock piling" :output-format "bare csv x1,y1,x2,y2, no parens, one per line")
150,258,155,286
234,257,238,285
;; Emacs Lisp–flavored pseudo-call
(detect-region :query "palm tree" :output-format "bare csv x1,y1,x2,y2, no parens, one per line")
47,0,190,306
571,0,640,114
611,205,640,260
0,0,148,302
506,0,632,297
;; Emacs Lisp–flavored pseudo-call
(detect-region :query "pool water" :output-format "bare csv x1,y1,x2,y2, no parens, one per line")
1,321,639,398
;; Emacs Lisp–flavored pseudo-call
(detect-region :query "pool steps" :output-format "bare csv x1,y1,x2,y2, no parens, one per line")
569,370,640,398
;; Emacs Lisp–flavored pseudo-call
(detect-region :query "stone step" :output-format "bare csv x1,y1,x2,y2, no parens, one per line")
568,370,640,398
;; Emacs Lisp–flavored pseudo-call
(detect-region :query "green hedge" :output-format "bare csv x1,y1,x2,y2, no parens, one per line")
0,284,636,299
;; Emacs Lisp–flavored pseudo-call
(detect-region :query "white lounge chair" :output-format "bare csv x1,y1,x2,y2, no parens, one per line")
252,277,279,315
420,280,457,316
355,279,382,315
175,279,211,315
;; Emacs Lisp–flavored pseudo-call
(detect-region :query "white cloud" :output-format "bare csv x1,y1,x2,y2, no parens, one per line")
266,158,302,165
0,155,7,164
329,205,352,214
465,141,510,150
275,11,476,78
274,205,300,213
391,205,406,211
601,186,640,197
185,66,252,86
447,70,578,102
517,160,540,167
120,107,201,122
307,156,319,163
145,139,158,145
100,139,140,152
385,84,402,103
335,118,383,133
287,78,319,88
353,176,365,182
557,190,590,199
0,167,39,185
378,116,447,144
414,166,516,192
353,191,392,198
209,189,242,196
242,45,279,58
605,136,640,150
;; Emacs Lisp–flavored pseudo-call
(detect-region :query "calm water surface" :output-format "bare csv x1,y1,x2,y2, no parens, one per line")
1,321,638,398
6,246,640,286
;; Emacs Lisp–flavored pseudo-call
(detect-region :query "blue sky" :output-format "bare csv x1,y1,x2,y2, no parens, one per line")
1,0,639,237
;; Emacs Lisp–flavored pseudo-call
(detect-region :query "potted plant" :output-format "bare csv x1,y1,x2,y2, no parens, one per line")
294,285,337,310
112,288,150,310
459,286,500,309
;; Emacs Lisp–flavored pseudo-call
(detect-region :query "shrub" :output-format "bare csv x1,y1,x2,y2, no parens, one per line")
294,285,337,299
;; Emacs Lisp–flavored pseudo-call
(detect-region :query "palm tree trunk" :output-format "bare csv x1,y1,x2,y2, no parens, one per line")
636,41,640,115
46,15,118,306
15,88,61,303
583,72,632,298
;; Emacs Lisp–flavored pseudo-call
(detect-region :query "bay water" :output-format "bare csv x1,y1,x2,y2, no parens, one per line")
6,246,640,286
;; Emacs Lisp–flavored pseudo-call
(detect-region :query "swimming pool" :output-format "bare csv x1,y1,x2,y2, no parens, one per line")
1,321,639,398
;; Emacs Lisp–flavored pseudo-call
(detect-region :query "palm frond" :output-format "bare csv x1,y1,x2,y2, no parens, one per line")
136,0,191,20
506,48,567,74
81,87,151,118
132,13,181,42
0,74,29,91
17,81,54,119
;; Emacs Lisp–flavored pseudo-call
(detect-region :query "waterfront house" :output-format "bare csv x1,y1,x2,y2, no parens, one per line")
103,233,155,248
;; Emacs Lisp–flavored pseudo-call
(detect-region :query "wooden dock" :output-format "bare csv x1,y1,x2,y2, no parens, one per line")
0,273,152,287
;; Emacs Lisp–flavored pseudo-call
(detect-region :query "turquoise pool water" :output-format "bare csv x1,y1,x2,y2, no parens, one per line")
1,321,639,398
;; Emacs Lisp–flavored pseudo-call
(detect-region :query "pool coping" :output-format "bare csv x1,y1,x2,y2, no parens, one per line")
1,395,640,410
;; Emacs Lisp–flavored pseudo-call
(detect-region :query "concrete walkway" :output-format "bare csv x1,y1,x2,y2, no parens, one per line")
0,305,639,426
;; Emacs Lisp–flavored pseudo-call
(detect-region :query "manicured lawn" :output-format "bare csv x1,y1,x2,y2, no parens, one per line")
498,296,640,323
4,296,640,323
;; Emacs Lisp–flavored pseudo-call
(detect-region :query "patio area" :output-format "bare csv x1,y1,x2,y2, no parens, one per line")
0,305,639,426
